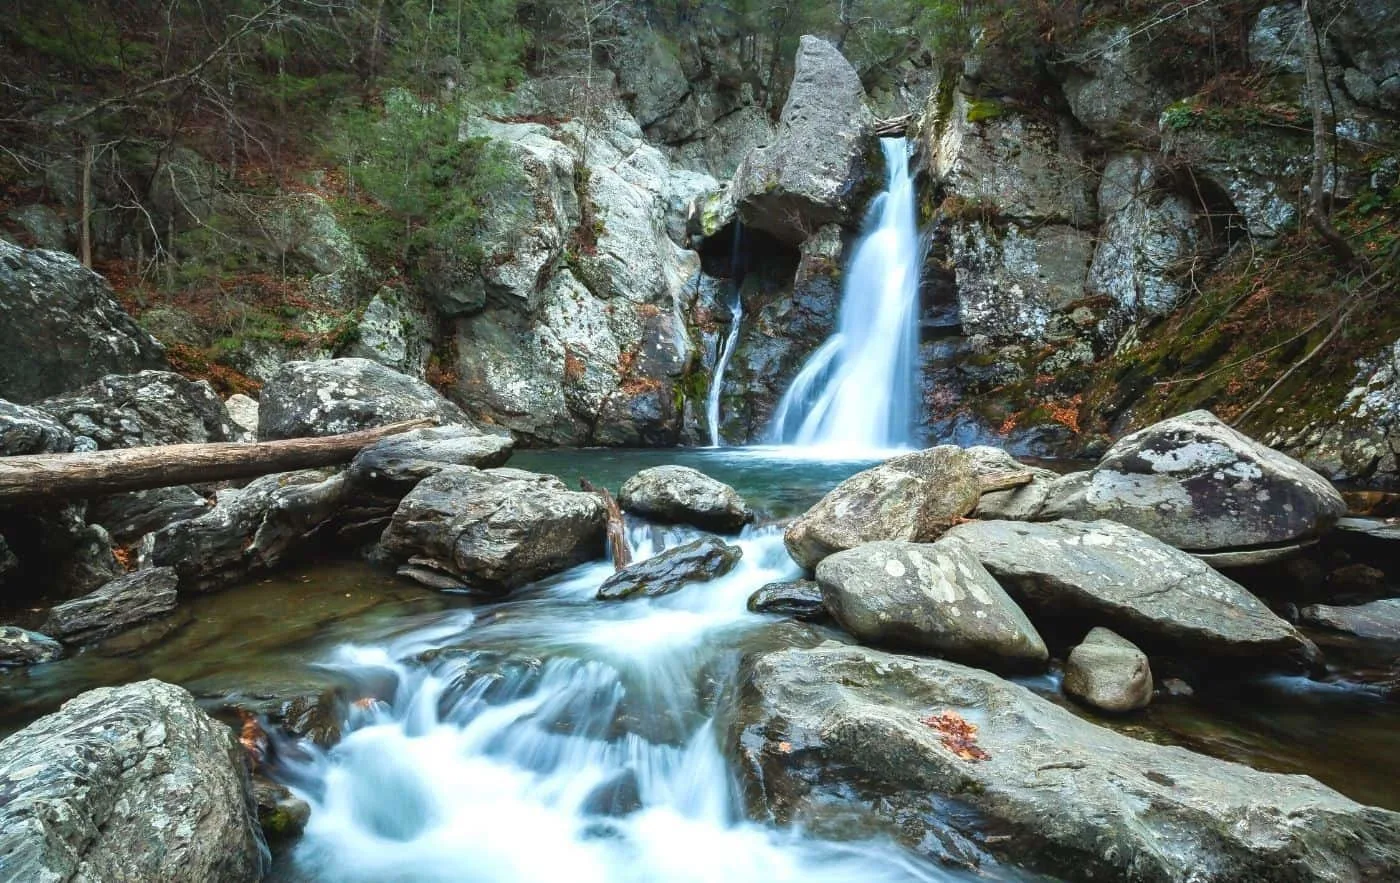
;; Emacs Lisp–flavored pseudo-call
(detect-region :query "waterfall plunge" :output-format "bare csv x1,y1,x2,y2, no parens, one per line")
768,138,921,452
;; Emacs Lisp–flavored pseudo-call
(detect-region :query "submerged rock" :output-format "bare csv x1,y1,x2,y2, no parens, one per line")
382,466,605,593
0,625,64,666
596,536,742,601
1040,410,1346,551
944,519,1317,664
1299,599,1400,641
747,579,827,620
730,643,1400,882
257,358,471,440
618,465,753,532
0,680,268,881
816,540,1047,671
347,426,515,497
36,370,234,449
1063,627,1153,713
42,567,178,645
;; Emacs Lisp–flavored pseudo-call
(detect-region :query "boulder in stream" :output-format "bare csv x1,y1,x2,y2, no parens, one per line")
1039,410,1346,551
618,465,753,532
730,643,1400,882
596,535,743,601
42,566,179,645
747,579,827,620
0,625,64,666
347,425,515,497
382,466,606,593
257,358,472,440
0,679,268,881
944,519,1317,664
1062,626,1153,713
816,540,1048,671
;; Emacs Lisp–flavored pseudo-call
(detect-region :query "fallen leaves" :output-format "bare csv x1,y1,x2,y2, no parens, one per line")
921,710,990,762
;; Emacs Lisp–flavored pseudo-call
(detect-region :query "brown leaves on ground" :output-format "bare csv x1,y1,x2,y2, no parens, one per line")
921,710,991,762
238,709,268,770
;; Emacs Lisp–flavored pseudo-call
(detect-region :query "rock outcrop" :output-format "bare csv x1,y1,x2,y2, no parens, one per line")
730,643,1400,882
257,358,471,440
618,465,753,532
596,535,742,601
0,680,268,881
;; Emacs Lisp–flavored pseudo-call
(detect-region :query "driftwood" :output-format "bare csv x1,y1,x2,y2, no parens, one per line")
874,114,913,137
580,478,632,571
0,418,437,506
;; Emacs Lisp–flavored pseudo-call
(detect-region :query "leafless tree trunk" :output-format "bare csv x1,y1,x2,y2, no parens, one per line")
79,141,94,268
1300,0,1356,264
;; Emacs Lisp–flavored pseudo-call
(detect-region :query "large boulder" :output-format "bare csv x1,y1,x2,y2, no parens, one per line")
0,504,123,602
0,680,268,881
784,446,981,570
36,371,235,449
1040,411,1347,551
0,399,74,455
596,535,742,601
0,241,166,403
618,465,753,532
730,643,1400,882
257,358,472,440
1063,626,1153,713
943,519,1317,663
816,540,1047,671
381,466,606,593
347,425,514,498
731,36,875,243
42,567,179,645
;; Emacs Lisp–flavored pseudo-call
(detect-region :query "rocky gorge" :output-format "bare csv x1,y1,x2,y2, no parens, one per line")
1,1,1400,881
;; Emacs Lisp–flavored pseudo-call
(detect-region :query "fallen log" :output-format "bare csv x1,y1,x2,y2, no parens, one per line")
0,418,437,506
874,114,913,137
580,478,632,571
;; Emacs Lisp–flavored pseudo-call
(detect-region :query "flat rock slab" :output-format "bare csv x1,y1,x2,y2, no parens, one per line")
596,535,742,601
1337,516,1400,542
42,566,178,644
348,425,514,496
730,643,1400,882
944,518,1316,663
1300,598,1400,641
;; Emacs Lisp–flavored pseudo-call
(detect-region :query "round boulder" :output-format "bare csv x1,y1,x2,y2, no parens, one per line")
1063,627,1153,713
619,465,753,532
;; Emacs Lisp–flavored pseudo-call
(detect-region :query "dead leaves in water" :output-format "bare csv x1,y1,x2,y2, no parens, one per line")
920,710,990,762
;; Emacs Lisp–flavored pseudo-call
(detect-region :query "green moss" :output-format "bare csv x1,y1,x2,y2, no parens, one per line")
965,98,1004,124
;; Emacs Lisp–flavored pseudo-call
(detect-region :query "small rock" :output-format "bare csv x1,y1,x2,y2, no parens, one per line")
42,567,179,645
1160,677,1195,698
618,465,753,532
252,777,311,842
1327,563,1388,600
1063,627,1153,713
1299,599,1400,641
0,626,64,666
747,579,827,620
597,536,742,601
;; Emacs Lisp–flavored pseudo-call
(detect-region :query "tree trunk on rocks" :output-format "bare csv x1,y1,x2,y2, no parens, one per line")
581,478,631,570
0,418,436,506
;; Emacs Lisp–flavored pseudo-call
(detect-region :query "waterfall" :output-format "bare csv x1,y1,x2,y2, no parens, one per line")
768,138,921,452
706,222,745,448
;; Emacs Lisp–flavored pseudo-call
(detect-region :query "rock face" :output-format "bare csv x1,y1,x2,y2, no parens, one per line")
381,466,606,593
1299,598,1400,641
815,540,1047,670
596,536,742,601
784,446,981,570
0,241,166,403
731,643,1400,882
257,358,471,440
0,680,268,881
42,567,179,645
618,466,753,532
747,579,827,620
0,626,64,666
1063,627,1153,713
0,399,74,455
36,371,235,449
731,36,875,243
944,519,1316,663
1041,411,1347,551
344,286,434,378
347,426,514,497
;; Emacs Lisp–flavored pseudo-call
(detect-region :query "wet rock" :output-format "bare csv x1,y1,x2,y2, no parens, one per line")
142,468,350,592
0,626,64,666
1299,599,1400,641
36,370,234,449
618,465,753,532
596,536,742,601
581,769,642,817
0,399,74,455
252,777,311,842
382,466,605,593
816,540,1047,671
731,36,875,243
347,426,514,498
784,446,981,571
730,643,1400,882
747,580,827,620
1040,411,1347,551
258,358,471,440
0,240,166,403
944,519,1317,664
225,393,259,441
0,680,268,881
1063,627,1153,713
966,446,1056,521
88,485,212,545
42,567,178,645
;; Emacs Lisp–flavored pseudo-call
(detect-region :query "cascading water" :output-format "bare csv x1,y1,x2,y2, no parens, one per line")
706,222,746,447
268,525,984,883
768,138,921,452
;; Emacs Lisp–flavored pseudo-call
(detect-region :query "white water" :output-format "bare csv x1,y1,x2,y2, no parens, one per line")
706,289,744,447
769,138,922,452
271,526,974,883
